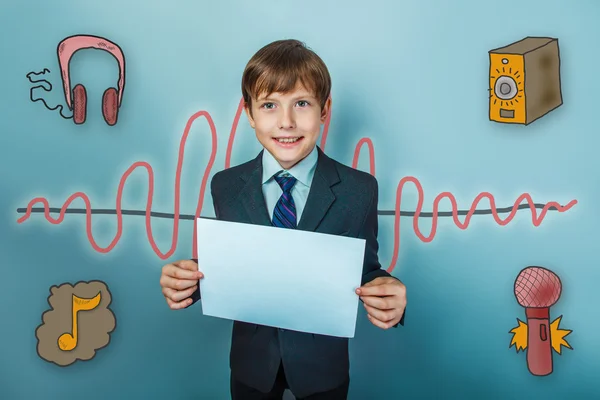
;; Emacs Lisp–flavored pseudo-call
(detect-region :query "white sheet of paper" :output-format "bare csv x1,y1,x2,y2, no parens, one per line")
196,218,366,338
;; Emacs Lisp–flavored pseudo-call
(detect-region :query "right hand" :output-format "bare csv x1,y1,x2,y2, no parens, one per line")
160,259,204,310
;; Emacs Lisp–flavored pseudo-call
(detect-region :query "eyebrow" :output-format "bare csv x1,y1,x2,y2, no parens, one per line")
259,93,315,102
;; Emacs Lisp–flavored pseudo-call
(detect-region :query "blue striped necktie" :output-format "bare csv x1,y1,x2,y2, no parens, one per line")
272,171,297,229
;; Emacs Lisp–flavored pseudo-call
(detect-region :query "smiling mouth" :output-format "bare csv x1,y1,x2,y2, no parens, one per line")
274,136,303,144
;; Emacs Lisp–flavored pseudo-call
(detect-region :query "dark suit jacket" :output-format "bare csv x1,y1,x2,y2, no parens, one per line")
189,146,404,397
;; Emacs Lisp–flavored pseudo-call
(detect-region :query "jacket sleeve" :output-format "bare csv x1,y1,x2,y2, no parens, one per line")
187,175,221,306
358,176,405,327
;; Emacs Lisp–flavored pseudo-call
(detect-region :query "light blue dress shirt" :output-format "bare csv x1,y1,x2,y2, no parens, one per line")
261,145,318,224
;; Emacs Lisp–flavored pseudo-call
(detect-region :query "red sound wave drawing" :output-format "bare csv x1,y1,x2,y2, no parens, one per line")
17,98,578,273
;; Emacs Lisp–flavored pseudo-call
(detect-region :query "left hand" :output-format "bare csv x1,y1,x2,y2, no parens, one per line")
356,277,406,329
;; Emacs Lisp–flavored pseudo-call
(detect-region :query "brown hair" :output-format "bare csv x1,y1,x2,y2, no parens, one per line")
241,39,331,112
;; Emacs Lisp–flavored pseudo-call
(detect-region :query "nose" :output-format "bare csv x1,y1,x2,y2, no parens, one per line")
278,107,296,129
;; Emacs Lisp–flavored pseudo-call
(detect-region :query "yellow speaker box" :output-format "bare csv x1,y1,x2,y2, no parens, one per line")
489,37,562,125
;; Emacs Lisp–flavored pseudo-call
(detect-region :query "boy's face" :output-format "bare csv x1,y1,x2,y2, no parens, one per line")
245,83,331,170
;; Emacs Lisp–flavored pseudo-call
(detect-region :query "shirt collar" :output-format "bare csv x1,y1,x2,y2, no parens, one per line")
261,145,318,187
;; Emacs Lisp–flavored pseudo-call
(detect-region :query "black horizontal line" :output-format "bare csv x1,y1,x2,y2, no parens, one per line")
15,203,562,219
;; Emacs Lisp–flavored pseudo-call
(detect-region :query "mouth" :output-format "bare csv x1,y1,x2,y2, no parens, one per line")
273,136,304,146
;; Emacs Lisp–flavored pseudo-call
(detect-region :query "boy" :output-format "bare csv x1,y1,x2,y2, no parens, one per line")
159,39,407,399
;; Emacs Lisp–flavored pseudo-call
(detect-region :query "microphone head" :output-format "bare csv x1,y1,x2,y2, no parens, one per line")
514,266,562,308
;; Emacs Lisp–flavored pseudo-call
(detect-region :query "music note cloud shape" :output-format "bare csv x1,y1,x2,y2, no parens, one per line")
35,280,116,367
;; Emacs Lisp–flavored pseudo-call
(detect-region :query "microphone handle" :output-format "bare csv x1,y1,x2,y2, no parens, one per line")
525,307,553,376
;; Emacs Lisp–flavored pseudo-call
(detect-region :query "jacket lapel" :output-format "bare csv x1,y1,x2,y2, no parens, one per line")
238,150,273,227
297,146,340,232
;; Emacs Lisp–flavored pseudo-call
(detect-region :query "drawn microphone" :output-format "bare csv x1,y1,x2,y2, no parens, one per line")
514,266,562,376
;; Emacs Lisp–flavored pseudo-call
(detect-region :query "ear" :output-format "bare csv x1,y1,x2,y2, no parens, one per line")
320,96,332,123
244,102,256,129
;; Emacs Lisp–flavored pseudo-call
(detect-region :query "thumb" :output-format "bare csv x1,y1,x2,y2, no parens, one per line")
362,279,378,287
175,259,199,272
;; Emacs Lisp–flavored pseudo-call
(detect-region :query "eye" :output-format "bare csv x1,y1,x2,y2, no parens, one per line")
296,100,309,107
261,102,275,109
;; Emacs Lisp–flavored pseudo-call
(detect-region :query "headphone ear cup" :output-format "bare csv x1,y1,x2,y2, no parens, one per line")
72,84,87,124
102,87,119,126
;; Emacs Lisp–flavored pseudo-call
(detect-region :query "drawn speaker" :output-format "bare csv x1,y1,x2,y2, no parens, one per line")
489,37,562,125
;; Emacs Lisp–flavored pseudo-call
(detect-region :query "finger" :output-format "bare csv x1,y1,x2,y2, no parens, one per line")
361,279,379,287
163,285,198,303
160,275,198,291
367,314,395,330
166,296,194,310
360,276,393,287
364,303,396,322
163,264,203,280
171,262,204,279
175,259,201,273
356,284,396,297
360,295,392,310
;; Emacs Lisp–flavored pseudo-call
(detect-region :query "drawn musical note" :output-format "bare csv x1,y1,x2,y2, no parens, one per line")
58,292,102,351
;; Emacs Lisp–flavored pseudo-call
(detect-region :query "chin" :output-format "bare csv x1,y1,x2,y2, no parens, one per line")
271,144,313,167
271,149,304,166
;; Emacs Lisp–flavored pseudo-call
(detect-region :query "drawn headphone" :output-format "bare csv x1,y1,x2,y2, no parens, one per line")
57,34,126,126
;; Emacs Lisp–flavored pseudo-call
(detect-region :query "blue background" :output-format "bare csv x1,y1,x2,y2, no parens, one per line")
1,0,597,398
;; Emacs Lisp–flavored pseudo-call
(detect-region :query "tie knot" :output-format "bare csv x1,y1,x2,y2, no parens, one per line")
274,171,297,193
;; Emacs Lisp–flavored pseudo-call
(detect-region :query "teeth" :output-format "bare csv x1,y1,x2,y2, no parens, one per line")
277,137,300,143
